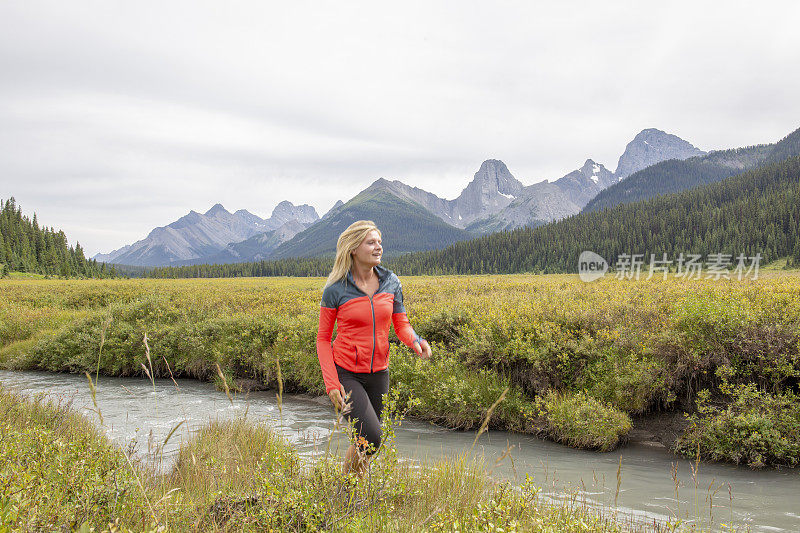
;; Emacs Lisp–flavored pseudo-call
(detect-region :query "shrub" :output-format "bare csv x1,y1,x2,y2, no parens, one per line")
675,385,800,468
580,349,666,413
413,308,472,348
536,390,632,451
172,418,300,496
0,387,147,530
389,345,535,432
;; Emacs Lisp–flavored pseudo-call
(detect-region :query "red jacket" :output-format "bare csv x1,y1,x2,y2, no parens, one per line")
316,265,420,393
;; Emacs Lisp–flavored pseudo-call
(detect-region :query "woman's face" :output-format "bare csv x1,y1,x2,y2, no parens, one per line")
351,230,382,267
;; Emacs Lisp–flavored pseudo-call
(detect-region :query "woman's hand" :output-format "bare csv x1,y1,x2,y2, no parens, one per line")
413,339,432,359
328,385,350,413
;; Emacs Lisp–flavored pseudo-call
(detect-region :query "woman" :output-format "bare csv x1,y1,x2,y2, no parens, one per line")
316,220,431,474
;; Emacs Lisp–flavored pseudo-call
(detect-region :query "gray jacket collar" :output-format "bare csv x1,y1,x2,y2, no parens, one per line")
346,264,390,286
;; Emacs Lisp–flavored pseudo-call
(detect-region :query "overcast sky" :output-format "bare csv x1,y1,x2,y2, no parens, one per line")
2,1,799,256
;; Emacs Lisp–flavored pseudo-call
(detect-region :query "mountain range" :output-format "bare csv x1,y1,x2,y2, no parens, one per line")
96,201,319,266
93,128,708,267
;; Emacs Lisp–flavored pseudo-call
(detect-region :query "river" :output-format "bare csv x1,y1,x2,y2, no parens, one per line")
1,370,797,532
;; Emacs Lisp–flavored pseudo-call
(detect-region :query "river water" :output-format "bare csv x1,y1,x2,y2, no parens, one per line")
1,370,797,532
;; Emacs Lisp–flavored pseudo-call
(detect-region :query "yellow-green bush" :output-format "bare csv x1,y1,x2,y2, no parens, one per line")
536,390,633,451
675,384,800,468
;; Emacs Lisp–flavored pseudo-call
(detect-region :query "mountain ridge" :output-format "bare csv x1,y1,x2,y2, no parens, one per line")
387,154,800,275
93,127,708,266
584,126,800,213
95,202,319,266
270,187,473,259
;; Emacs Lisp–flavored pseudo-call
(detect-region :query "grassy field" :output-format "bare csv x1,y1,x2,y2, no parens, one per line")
6,271,46,279
0,386,672,532
1,272,798,466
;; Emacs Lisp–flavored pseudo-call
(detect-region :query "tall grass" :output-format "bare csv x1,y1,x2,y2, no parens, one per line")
0,385,686,532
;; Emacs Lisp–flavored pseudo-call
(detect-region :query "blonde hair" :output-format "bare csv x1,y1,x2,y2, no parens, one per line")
325,220,381,288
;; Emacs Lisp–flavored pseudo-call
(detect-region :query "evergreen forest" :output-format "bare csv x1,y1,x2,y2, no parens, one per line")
0,198,115,278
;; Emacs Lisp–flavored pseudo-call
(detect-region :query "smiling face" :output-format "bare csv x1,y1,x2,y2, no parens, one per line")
350,229,383,268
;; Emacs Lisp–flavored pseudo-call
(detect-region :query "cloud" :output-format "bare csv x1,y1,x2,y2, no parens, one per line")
1,1,799,255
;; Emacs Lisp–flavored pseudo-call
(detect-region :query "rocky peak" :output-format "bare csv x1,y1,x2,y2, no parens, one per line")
615,128,705,180
234,209,269,228
579,159,598,173
449,159,525,226
577,159,615,188
367,177,393,190
205,203,229,216
270,201,319,225
472,159,524,197
167,210,203,231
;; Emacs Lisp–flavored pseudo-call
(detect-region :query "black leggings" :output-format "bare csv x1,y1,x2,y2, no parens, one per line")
335,364,389,455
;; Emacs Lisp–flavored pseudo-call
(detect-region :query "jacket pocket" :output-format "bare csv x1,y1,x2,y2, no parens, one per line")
375,336,389,368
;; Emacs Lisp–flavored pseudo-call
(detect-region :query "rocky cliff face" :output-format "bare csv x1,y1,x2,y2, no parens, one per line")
465,180,572,233
614,128,705,180
582,126,800,214
554,159,616,207
466,159,615,234
363,160,526,229
449,159,524,226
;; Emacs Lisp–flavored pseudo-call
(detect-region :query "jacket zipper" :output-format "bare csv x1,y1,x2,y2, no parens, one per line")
351,270,380,373
369,295,376,372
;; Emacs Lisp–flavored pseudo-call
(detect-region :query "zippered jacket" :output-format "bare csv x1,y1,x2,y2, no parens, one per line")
316,265,422,394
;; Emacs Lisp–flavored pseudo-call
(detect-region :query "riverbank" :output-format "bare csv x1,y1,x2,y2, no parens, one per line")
1,274,798,466
0,386,670,532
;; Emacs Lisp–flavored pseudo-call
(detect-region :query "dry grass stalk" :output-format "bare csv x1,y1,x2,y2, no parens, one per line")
470,386,508,451
215,362,233,405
